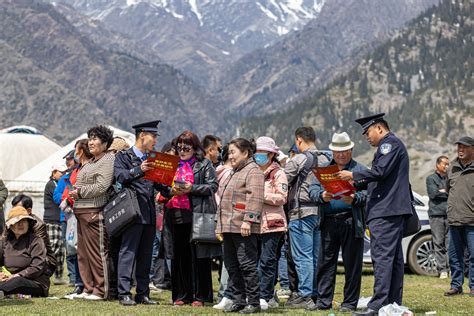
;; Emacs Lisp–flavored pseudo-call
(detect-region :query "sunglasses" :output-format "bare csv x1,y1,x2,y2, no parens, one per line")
176,144,193,152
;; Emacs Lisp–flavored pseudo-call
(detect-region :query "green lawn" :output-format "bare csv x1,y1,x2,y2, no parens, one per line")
1,268,472,315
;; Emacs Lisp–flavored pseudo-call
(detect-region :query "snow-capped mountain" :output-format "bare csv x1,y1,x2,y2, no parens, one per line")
48,0,326,84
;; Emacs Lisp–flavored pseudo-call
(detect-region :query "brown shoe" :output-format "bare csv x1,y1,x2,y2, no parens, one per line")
444,288,463,296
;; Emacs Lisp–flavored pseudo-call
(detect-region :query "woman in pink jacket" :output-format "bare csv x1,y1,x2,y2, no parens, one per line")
254,137,288,309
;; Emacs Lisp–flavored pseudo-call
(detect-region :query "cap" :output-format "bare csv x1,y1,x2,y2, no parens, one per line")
328,132,355,151
288,143,300,154
454,136,474,146
256,136,280,153
51,164,68,173
6,206,35,229
355,113,386,134
132,120,161,136
63,149,75,160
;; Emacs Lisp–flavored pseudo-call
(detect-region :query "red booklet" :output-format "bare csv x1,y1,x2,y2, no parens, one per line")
143,151,179,186
313,165,355,198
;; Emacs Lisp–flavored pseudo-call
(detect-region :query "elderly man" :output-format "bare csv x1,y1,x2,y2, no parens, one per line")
307,132,367,312
426,156,450,279
444,136,474,297
338,113,413,315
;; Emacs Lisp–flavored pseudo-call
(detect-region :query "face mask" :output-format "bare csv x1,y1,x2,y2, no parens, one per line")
74,154,80,163
254,153,269,166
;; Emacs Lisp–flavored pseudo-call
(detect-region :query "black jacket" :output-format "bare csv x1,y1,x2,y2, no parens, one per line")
160,158,222,259
114,148,166,225
426,171,448,217
43,179,61,224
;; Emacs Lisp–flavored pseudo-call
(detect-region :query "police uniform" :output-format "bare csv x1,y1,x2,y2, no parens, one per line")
113,120,162,305
352,114,413,313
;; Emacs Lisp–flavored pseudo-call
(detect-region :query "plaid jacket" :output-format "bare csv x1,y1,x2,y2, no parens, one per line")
217,159,264,234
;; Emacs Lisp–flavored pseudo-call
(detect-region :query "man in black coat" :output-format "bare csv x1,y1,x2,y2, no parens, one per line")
114,120,162,306
338,113,413,315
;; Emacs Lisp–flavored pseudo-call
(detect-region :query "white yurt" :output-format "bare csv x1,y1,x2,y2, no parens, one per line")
4,126,135,218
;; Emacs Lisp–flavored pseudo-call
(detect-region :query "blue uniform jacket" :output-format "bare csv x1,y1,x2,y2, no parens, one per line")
309,159,368,238
352,132,413,222
114,148,165,225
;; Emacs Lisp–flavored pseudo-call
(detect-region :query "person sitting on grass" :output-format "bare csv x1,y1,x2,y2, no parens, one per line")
0,206,50,298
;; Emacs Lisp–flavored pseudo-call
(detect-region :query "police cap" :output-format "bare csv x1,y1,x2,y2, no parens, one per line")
132,120,161,136
355,113,386,135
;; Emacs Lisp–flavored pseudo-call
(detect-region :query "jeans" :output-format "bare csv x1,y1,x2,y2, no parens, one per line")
149,230,162,281
218,260,232,300
278,239,289,289
448,225,474,290
288,215,320,298
259,232,283,301
66,254,83,286
429,216,449,273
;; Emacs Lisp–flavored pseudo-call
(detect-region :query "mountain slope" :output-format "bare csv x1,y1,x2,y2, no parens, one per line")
240,0,473,192
215,0,441,119
47,0,326,84
0,0,219,143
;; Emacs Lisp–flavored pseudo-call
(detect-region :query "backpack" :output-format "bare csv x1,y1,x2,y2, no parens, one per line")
286,151,331,215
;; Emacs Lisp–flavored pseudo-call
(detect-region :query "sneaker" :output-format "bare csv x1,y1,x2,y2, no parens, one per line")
213,297,234,310
192,301,204,307
267,298,279,308
285,294,312,308
174,300,186,306
84,294,104,301
64,286,84,300
74,292,90,299
259,299,268,310
149,282,162,293
276,288,291,299
439,272,449,279
54,278,68,285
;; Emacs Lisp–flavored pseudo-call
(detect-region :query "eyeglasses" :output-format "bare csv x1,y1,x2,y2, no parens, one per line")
176,144,193,152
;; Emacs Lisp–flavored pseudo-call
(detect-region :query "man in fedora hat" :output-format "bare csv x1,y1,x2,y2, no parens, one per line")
337,113,413,315
307,132,367,312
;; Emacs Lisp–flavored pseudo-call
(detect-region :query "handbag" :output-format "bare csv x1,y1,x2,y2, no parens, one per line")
103,186,140,237
404,185,421,237
191,212,220,244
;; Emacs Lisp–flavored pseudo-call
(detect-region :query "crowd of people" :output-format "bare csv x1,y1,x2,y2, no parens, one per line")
0,113,472,315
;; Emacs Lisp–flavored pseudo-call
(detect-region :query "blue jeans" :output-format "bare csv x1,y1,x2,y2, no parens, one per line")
278,239,289,289
259,232,283,301
288,215,320,298
149,230,162,281
449,225,474,290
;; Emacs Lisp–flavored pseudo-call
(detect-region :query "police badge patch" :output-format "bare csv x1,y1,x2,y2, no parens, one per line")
380,143,392,155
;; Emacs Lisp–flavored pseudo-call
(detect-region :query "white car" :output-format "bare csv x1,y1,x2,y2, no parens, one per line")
359,192,437,276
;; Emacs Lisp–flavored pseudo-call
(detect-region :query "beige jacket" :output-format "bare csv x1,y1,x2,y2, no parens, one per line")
260,163,288,234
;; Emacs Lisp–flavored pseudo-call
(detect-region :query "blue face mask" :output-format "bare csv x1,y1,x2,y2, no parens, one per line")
254,153,269,166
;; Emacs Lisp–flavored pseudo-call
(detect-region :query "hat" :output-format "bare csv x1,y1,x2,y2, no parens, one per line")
328,132,355,151
6,206,35,229
355,113,386,134
63,149,75,160
288,143,300,154
132,120,161,136
256,136,280,153
51,164,67,173
276,150,288,162
109,137,131,152
454,136,474,146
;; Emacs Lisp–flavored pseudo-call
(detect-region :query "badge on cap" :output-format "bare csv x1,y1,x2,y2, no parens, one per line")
380,143,392,155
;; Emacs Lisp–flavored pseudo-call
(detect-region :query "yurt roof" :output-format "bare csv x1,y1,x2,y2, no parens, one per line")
10,126,135,192
0,126,61,181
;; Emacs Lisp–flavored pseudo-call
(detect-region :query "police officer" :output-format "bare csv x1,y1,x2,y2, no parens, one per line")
338,113,413,315
114,120,162,306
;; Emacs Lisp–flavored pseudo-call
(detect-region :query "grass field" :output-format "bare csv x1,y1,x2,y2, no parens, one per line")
0,268,472,315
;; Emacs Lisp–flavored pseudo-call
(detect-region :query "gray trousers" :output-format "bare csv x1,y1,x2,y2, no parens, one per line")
429,215,449,273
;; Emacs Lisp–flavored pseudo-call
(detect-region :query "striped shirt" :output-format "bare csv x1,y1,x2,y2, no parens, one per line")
74,151,115,210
